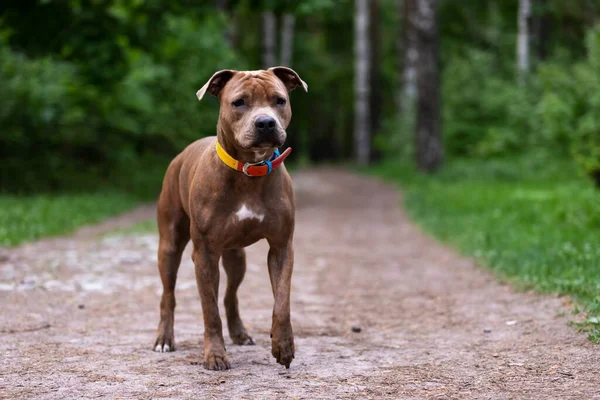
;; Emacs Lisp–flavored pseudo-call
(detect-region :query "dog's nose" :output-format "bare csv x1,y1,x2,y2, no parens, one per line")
255,116,276,135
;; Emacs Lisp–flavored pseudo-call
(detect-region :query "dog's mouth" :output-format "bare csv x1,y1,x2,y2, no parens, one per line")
240,129,286,152
251,143,279,150
249,138,284,149
246,145,279,162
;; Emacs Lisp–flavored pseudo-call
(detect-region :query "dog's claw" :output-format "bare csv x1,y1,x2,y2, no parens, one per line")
203,354,231,371
272,336,295,368
154,322,175,353
154,339,173,353
231,331,255,346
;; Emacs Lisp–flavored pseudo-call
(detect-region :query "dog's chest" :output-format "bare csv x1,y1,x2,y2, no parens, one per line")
234,203,265,223
221,202,270,248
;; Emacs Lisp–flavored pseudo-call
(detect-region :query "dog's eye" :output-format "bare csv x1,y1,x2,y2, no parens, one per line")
232,99,245,107
276,97,287,106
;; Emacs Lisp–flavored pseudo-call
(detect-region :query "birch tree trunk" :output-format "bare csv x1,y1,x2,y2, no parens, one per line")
517,0,531,82
415,0,442,172
396,0,404,113
262,11,277,69
354,0,371,165
403,0,418,103
280,13,295,67
370,0,382,161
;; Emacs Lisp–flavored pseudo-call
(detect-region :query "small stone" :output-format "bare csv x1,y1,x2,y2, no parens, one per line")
483,328,492,333
492,353,499,357
351,325,362,333
506,320,518,326
78,304,85,309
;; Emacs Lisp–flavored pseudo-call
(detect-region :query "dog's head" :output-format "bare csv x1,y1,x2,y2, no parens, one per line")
196,67,307,158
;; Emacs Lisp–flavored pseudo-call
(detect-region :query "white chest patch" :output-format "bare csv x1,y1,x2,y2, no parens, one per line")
235,204,264,222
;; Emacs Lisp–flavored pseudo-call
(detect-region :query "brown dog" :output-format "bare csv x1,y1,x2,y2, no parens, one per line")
153,67,307,370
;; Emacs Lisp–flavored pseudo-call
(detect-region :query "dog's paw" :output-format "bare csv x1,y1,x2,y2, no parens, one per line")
231,331,255,346
271,336,295,369
203,353,231,371
154,334,174,353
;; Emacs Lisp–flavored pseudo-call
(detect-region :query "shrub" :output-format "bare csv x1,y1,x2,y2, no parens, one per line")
440,25,600,189
0,44,90,192
571,27,600,187
441,49,540,158
0,10,241,197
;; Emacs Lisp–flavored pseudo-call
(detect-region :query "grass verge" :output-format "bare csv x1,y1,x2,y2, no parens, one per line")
107,218,157,236
0,192,139,247
369,156,600,342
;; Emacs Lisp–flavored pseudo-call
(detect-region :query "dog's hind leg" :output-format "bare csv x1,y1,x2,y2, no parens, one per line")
154,201,190,353
222,248,255,345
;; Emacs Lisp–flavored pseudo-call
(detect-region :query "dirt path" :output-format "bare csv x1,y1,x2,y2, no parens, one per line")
1,170,598,399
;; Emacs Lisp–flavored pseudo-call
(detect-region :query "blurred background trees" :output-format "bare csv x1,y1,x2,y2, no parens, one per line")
1,0,599,196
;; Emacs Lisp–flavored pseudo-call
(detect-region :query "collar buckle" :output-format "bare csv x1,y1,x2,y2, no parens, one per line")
241,160,265,176
242,162,253,176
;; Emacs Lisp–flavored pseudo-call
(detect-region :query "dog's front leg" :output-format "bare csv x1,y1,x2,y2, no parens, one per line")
192,237,230,370
267,240,295,368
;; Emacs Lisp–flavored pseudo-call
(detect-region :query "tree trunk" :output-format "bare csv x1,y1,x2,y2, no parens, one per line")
262,11,277,69
396,0,404,113
280,13,295,67
216,0,237,48
402,0,418,105
517,0,531,82
415,0,442,172
532,0,550,61
370,0,382,161
354,0,371,165
215,0,228,11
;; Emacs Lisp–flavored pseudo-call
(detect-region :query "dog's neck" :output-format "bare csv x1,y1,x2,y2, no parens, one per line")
216,123,275,164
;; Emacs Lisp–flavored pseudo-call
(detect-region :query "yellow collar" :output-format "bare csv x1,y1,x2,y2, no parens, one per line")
215,140,291,177
215,140,241,171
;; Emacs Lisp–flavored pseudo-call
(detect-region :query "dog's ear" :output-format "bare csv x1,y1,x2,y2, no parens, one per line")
196,70,236,101
269,66,308,93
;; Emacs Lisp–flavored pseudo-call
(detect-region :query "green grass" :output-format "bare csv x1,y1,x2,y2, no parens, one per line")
369,156,600,342
108,218,157,236
0,192,139,247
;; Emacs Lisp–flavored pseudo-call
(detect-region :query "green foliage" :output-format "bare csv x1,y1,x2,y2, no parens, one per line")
369,157,600,342
2,0,600,193
375,112,415,160
0,192,138,246
437,23,600,189
441,49,532,157
0,2,241,196
570,27,600,186
0,0,402,194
